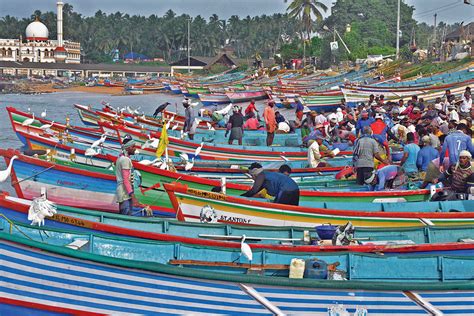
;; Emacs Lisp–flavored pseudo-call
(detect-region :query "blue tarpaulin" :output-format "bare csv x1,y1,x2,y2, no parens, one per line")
124,52,150,60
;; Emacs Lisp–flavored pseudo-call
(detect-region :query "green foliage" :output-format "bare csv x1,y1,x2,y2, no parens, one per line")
0,4,300,63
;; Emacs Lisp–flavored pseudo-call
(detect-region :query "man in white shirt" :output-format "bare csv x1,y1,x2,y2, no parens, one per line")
459,92,472,118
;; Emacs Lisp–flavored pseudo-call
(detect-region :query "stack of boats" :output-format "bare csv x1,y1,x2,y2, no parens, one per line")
1,66,473,314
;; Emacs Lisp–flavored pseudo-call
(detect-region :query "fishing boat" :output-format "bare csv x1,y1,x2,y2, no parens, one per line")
0,228,472,315
198,93,231,106
225,90,268,103
2,192,474,255
164,183,474,227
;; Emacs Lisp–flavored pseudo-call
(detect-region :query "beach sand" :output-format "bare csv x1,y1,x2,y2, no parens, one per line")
31,83,125,95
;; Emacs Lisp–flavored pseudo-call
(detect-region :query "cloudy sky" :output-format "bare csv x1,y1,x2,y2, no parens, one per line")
0,0,472,24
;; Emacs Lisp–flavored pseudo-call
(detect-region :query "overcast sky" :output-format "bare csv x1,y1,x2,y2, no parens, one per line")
0,0,472,24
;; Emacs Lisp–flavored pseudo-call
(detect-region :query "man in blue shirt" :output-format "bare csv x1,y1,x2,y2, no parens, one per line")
400,132,420,176
355,110,375,136
365,165,405,191
242,163,300,205
440,123,474,166
417,136,439,171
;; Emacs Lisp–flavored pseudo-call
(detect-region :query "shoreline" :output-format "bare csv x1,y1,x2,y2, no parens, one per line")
2,82,167,96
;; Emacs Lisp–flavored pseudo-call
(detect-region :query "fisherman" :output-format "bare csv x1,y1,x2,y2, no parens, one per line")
227,105,244,145
434,150,474,194
115,136,138,215
353,126,390,185
263,100,277,146
241,162,300,205
400,132,420,177
183,98,193,134
440,123,474,166
416,135,439,172
244,99,258,119
278,164,292,176
365,165,406,191
307,137,334,168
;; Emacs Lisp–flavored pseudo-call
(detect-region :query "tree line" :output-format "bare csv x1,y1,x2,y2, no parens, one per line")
0,1,463,66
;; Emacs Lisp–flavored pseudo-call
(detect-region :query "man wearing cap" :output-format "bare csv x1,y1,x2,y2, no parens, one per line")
365,165,405,191
115,137,138,215
241,163,300,205
440,123,474,166
355,110,375,136
353,126,389,185
263,101,277,146
434,150,473,193
416,136,439,172
370,113,389,142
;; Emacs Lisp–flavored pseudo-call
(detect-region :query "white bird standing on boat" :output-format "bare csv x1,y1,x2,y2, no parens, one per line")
41,109,47,118
40,121,55,130
214,103,233,116
240,235,253,262
0,155,18,182
22,113,35,127
206,122,215,131
85,147,101,157
91,134,107,149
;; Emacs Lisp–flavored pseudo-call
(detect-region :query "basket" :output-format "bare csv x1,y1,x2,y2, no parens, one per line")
315,224,337,240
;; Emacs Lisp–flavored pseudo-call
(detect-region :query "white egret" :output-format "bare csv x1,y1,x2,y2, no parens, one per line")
22,113,35,127
240,234,253,262
171,124,179,131
41,109,47,118
85,147,100,157
194,142,204,157
91,134,107,149
40,121,55,130
0,155,18,182
214,103,233,116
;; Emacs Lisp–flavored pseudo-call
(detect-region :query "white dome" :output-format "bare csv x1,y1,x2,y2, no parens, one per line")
25,20,49,41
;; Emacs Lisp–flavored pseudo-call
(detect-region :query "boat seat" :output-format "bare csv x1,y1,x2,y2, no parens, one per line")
66,239,89,250
359,240,415,245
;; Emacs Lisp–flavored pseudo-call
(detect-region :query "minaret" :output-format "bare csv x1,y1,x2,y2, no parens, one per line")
57,1,63,47
54,1,67,62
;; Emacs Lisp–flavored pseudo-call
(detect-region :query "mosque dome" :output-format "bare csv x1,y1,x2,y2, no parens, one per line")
25,18,49,41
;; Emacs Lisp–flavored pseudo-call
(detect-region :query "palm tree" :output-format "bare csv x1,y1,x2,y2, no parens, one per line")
286,0,328,41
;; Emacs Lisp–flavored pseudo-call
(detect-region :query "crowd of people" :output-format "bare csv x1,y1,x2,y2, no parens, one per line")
167,86,474,205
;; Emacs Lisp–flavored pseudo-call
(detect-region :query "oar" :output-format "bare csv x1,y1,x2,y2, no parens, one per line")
11,166,55,185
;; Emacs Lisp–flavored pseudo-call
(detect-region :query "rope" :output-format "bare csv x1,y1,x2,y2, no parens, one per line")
0,213,33,240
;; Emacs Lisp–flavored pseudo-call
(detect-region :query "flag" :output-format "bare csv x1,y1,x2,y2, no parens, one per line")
155,123,169,158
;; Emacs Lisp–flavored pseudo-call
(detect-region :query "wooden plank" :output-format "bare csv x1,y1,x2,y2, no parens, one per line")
169,260,289,270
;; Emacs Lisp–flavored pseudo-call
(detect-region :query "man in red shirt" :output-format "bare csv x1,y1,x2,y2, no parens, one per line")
244,99,258,119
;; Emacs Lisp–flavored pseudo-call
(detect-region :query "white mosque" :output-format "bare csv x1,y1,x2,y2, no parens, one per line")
0,2,81,64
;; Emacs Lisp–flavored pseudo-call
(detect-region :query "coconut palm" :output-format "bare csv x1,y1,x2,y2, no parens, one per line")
286,0,328,40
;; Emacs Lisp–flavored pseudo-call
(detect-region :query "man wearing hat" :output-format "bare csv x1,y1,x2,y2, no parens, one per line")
434,150,473,194
241,162,300,205
116,136,138,215
416,135,439,172
355,110,374,136
364,165,406,191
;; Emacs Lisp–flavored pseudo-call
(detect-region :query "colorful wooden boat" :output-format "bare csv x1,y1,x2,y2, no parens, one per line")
225,90,268,103
165,183,474,227
2,192,474,255
198,93,231,106
1,231,473,315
